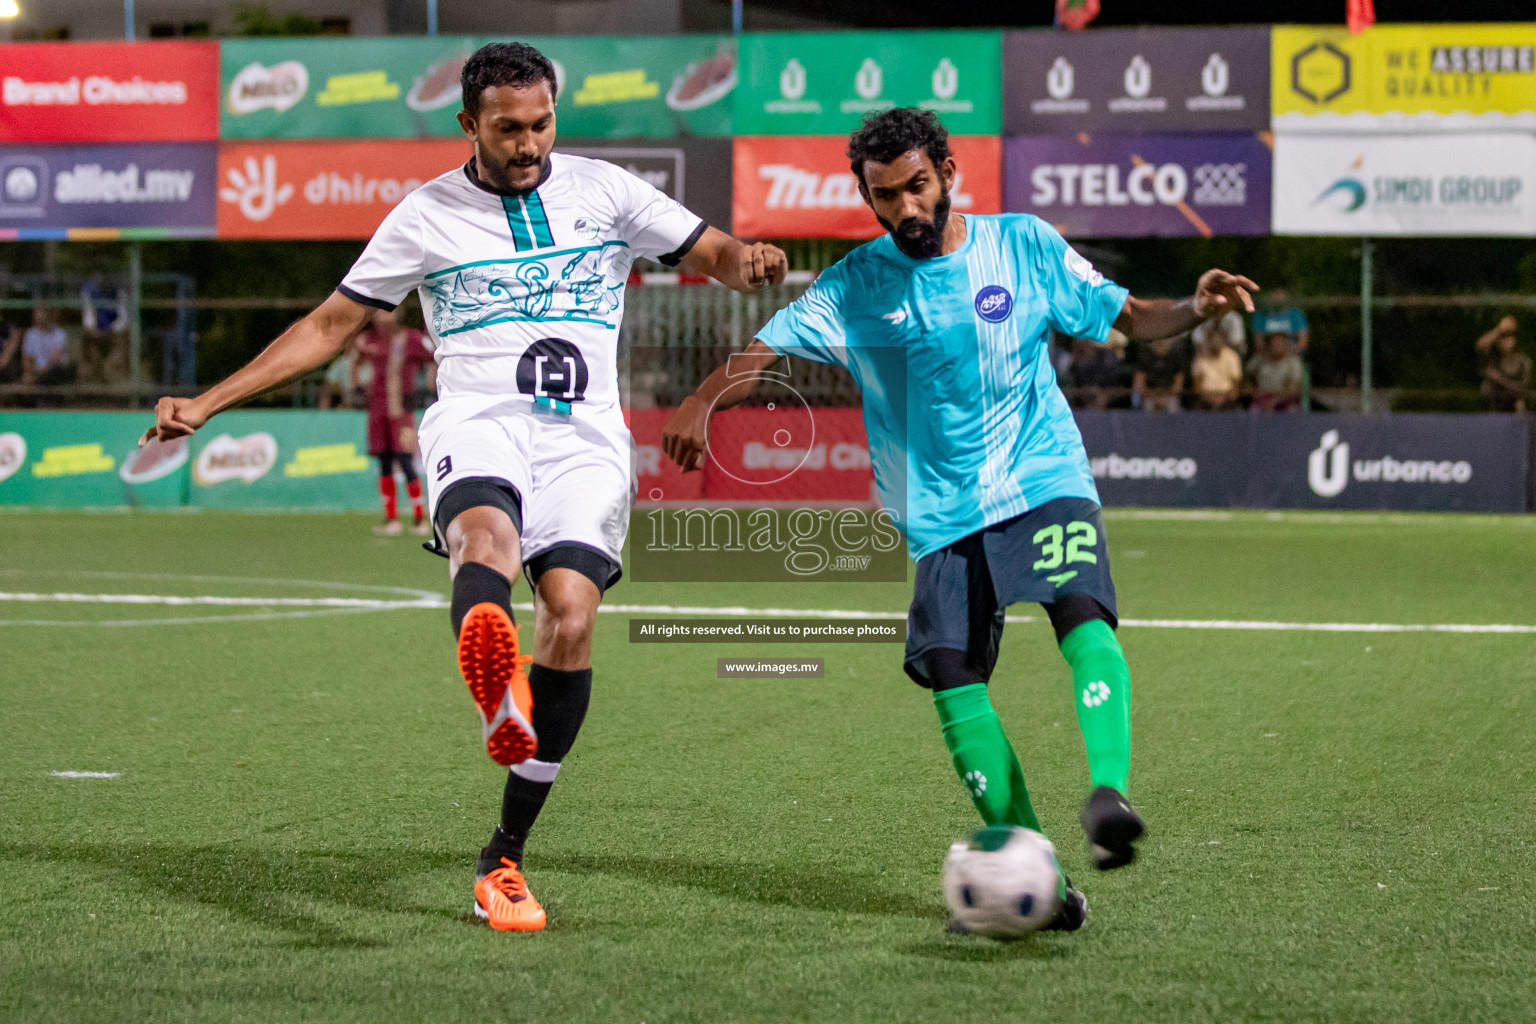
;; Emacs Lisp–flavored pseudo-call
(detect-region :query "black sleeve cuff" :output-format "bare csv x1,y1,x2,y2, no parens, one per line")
337,284,399,312
656,219,708,268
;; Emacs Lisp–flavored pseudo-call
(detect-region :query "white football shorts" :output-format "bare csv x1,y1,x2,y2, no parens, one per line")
419,395,636,568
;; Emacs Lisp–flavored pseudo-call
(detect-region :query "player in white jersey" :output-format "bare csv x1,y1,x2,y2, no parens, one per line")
144,42,787,933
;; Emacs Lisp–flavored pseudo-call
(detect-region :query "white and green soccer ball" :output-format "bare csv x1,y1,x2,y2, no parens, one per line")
943,825,1063,938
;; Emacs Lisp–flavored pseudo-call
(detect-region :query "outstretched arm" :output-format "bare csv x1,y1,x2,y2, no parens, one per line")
1477,316,1517,352
1114,269,1259,342
678,227,789,294
661,339,781,472
142,291,374,444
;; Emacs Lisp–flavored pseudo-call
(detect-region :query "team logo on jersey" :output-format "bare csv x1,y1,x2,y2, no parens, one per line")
974,285,1013,323
572,217,603,239
517,338,589,402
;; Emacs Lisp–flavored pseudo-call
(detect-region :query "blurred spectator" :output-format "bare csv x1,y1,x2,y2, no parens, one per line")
21,304,74,390
79,275,128,384
0,312,21,386
1127,332,1189,412
1253,288,1308,353
1477,316,1530,413
358,307,435,535
1069,331,1125,409
318,333,371,410
1193,308,1246,358
1247,332,1304,412
1190,331,1242,409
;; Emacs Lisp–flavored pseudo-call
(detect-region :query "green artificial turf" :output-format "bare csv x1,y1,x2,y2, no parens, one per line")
1,510,1533,1023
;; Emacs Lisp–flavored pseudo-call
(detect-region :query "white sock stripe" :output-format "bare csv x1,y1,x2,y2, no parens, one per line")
511,758,561,783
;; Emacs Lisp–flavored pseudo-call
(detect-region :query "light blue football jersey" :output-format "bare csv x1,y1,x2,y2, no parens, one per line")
756,213,1129,562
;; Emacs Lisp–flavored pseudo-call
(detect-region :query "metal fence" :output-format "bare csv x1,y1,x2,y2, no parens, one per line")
1,275,1530,413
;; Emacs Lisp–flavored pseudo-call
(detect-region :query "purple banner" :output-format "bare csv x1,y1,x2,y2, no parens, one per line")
1004,27,1270,134
0,143,217,237
1004,133,1272,238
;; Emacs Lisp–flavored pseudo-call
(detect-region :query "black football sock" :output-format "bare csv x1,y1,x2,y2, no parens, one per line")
481,665,593,872
450,561,512,638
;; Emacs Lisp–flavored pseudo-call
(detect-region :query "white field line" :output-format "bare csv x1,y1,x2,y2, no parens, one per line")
0,591,440,608
50,771,120,779
1,592,1532,634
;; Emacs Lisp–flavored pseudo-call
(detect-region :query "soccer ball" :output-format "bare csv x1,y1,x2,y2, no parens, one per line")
943,825,1062,938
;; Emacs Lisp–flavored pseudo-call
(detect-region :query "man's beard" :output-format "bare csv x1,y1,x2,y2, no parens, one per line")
478,151,546,193
879,189,952,259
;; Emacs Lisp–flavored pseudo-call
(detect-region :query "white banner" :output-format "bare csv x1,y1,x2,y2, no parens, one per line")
1272,133,1536,236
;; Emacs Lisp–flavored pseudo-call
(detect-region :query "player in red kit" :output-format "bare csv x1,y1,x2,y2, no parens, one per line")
358,306,436,535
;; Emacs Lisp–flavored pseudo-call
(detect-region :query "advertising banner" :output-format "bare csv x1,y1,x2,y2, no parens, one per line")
557,136,732,233
1004,133,1271,238
0,42,220,143
736,31,1001,136
0,413,188,507
0,143,217,237
1074,411,1528,512
733,134,1001,239
220,35,735,140
1272,132,1536,237
1272,24,1536,131
188,411,378,510
216,139,468,239
1073,411,1247,508
1249,414,1528,512
1003,27,1270,134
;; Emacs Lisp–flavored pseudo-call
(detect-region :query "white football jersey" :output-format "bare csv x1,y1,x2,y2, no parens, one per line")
340,152,705,426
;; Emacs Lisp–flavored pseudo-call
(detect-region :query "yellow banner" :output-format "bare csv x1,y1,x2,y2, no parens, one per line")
1273,24,1536,126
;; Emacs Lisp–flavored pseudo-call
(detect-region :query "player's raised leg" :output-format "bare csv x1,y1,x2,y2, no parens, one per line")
476,556,605,932
441,481,537,768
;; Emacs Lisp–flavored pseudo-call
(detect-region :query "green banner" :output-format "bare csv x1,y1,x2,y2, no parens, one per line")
0,411,386,510
188,411,378,510
220,35,736,139
0,413,189,508
734,30,1001,136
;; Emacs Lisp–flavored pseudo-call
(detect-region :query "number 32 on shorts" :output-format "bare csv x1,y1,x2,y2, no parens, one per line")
1031,521,1098,571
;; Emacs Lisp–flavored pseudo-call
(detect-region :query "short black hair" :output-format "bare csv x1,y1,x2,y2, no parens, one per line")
846,108,951,184
461,41,558,114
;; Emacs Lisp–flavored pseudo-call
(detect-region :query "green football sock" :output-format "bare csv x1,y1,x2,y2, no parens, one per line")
1059,619,1132,794
932,683,1042,832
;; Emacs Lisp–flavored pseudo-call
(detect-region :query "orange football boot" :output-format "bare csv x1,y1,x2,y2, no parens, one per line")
474,857,547,932
457,603,536,766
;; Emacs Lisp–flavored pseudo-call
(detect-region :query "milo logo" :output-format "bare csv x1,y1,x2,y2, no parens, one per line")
194,432,278,485
0,431,26,484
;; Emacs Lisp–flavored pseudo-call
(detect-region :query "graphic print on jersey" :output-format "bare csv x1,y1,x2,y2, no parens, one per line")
423,243,628,337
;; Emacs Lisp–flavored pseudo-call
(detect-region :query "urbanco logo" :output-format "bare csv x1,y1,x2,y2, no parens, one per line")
1308,429,1350,497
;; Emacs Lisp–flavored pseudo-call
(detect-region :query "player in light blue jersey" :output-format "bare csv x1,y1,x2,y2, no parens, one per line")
663,109,1256,929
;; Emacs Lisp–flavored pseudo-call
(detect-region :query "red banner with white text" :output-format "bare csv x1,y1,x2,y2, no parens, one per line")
627,407,876,505
732,134,1001,239
0,42,220,143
